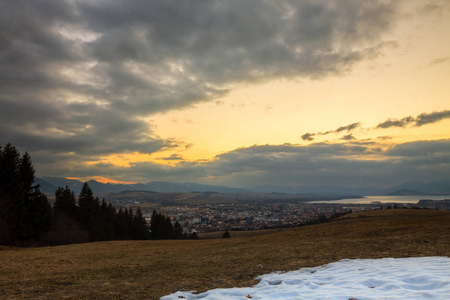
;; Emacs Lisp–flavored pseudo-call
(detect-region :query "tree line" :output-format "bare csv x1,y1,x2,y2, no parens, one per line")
0,143,185,246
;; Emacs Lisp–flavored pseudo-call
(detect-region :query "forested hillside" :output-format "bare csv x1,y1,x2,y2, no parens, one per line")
0,143,182,246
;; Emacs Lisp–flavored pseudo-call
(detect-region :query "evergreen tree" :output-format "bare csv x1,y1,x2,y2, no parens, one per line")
0,144,21,223
18,152,52,241
114,208,129,240
0,144,52,243
19,152,35,194
173,221,184,239
126,207,134,235
107,201,117,240
98,199,115,241
162,215,173,239
149,210,181,240
188,232,198,239
77,182,100,241
132,207,149,240
26,192,52,241
149,210,160,239
222,230,231,238
1,145,26,241
54,186,77,219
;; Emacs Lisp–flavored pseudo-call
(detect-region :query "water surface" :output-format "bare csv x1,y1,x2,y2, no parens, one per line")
310,195,450,204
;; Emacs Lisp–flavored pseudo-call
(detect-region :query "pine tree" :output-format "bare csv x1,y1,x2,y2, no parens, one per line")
1,144,24,241
188,232,198,239
114,208,130,240
173,221,184,239
27,192,52,240
132,207,149,240
222,230,231,238
77,182,100,241
54,186,77,219
41,185,83,245
0,144,21,220
150,210,160,239
98,199,115,241
126,207,134,235
0,144,52,243
18,152,52,241
107,202,117,239
149,210,179,240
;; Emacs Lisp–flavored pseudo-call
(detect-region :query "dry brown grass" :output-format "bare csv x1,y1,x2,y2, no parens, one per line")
1,209,449,299
197,227,292,239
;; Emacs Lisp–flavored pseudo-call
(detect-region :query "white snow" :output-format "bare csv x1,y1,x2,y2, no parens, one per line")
161,257,450,300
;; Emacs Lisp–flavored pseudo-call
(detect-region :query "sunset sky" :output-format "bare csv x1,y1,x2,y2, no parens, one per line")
1,0,449,189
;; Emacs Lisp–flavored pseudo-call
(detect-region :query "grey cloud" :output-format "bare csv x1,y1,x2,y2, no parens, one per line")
419,1,450,15
202,140,450,187
33,139,450,188
301,133,315,141
1,0,399,174
0,97,176,156
341,134,355,141
429,56,449,66
301,122,360,141
415,110,450,126
376,116,414,128
318,130,333,135
93,162,115,168
160,154,184,161
386,139,450,157
377,136,392,140
305,110,450,140
334,122,361,133
376,110,450,129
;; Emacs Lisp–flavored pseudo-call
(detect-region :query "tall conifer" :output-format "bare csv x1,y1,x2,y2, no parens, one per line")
0,144,51,243
54,186,77,219
77,182,100,240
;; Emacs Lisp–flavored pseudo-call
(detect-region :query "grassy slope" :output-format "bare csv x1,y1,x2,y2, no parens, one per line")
1,209,449,299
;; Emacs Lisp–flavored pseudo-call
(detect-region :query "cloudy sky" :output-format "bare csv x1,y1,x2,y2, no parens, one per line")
1,0,449,189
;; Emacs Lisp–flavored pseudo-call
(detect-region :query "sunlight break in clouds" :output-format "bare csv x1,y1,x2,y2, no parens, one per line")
0,0,449,187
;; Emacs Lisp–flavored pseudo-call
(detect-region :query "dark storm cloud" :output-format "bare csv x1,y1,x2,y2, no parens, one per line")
376,110,450,129
1,0,399,177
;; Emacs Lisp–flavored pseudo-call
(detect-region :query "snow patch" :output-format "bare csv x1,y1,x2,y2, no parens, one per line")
161,257,450,299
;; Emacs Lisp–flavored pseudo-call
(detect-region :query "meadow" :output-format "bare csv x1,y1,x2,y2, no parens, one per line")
1,209,449,299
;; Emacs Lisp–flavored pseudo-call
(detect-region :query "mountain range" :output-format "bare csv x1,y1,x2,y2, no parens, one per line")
35,176,249,195
35,176,450,196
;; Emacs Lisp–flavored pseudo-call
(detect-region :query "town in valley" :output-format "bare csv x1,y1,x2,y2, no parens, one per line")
98,191,450,235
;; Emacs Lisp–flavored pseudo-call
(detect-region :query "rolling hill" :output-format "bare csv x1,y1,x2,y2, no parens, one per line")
1,209,449,299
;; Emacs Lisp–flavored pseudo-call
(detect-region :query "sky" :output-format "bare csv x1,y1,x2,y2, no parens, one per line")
1,0,449,189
